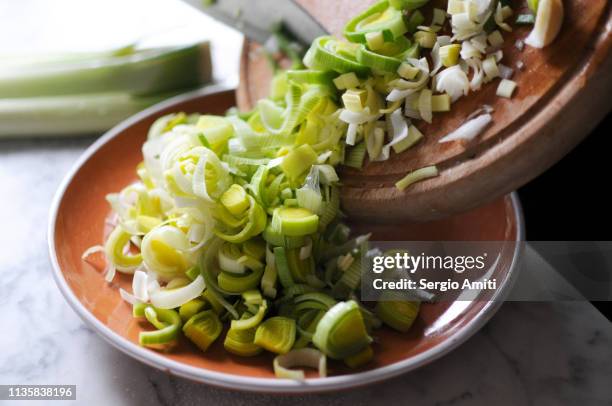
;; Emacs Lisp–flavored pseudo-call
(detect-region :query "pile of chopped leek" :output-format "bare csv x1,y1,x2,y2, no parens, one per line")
84,0,555,378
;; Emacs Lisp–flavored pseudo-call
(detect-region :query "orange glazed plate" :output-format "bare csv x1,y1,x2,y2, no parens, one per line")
49,87,524,393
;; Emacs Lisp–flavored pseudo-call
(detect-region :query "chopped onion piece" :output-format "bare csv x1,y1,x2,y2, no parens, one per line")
439,113,492,143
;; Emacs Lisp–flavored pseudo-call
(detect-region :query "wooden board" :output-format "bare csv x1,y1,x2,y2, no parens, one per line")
238,0,612,222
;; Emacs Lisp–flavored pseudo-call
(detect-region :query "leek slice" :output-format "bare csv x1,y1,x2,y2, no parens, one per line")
286,247,314,283
218,242,247,274
344,345,374,368
179,298,207,322
182,310,223,352
345,142,367,169
214,196,267,244
280,144,319,181
312,300,372,359
273,207,319,237
295,292,336,309
333,72,361,90
104,225,142,272
243,238,266,261
220,184,250,217
139,306,182,347
375,300,420,332
273,348,327,379
231,300,267,330
356,46,403,73
405,10,426,33
304,37,370,76
242,289,263,305
262,226,307,249
196,115,233,155
202,288,226,315
344,1,407,43
273,246,295,288
261,263,278,298
141,225,195,281
395,165,439,190
224,313,263,357
217,266,264,294
286,70,337,87
149,275,206,309
254,317,297,354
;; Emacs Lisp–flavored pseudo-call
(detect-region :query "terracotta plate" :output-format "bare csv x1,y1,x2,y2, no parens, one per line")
48,87,524,393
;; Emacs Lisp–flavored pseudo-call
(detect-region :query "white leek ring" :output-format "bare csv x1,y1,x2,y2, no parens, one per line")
273,348,327,380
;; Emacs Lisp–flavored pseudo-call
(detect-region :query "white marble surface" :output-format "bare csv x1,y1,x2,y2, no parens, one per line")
1,1,612,405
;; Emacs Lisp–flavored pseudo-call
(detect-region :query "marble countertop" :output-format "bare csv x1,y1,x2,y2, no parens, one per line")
1,1,611,404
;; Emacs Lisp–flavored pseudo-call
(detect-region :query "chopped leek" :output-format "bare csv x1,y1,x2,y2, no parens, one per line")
395,165,439,190
138,306,182,347
344,345,374,368
375,300,420,332
389,0,429,10
280,144,319,181
312,301,372,359
232,300,267,330
96,0,539,378
224,316,263,357
273,207,319,237
274,348,327,379
179,298,207,322
333,72,361,90
344,1,408,43
183,310,223,352
254,317,296,354
496,79,517,98
304,37,369,76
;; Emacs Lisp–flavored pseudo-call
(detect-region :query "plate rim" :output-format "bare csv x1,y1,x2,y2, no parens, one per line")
48,86,525,394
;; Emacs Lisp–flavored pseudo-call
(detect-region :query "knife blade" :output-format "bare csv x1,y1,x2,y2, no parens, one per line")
180,0,328,45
